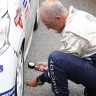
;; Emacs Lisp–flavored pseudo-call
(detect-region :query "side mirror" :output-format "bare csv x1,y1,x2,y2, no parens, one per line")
28,61,36,69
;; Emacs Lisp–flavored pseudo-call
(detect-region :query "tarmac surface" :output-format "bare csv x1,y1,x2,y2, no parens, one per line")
24,0,96,96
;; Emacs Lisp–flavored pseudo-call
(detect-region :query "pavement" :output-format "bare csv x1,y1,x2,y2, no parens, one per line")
24,0,96,96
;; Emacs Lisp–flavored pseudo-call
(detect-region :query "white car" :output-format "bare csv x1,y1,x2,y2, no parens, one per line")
0,0,39,95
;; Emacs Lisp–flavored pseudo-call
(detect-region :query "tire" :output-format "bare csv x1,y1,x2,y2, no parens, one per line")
34,0,39,31
34,14,38,31
15,47,24,96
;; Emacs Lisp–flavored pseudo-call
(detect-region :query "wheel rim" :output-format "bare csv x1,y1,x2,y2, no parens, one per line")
17,49,24,96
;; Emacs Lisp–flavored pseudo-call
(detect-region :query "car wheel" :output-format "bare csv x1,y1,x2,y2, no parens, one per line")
15,47,24,96
34,14,39,31
34,0,39,31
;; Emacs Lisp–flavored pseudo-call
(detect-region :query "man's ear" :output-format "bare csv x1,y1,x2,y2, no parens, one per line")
56,15,65,25
56,15,64,25
56,15,61,23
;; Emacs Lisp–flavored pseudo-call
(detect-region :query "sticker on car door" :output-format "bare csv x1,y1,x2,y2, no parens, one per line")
0,65,3,73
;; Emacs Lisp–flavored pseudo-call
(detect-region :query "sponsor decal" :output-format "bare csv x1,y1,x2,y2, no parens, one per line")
85,13,96,23
23,0,27,8
23,0,29,19
14,8,23,29
63,41,67,48
0,65,3,73
0,86,15,96
50,59,59,94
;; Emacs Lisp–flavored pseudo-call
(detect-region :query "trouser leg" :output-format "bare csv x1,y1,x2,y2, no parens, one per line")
48,51,96,96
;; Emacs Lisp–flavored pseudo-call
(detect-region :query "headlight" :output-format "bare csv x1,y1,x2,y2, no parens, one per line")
0,11,10,54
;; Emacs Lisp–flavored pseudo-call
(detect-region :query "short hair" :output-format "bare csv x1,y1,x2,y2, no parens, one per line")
40,0,67,23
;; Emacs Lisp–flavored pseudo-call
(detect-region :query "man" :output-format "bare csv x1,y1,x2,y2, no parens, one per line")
25,0,96,96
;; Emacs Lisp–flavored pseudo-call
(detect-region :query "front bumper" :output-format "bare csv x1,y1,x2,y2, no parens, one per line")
0,45,17,95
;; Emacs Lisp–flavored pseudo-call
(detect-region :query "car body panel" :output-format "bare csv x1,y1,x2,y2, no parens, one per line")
8,0,39,60
0,0,39,95
0,46,17,94
24,0,38,59
0,0,7,18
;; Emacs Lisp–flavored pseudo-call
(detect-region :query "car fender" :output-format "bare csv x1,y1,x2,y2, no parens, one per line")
9,24,25,56
0,46,17,94
8,0,25,55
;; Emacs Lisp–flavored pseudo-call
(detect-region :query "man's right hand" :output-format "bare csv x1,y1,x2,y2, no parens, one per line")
35,62,48,72
25,77,37,87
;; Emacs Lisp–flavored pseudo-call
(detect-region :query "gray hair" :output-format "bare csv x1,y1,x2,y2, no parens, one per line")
40,0,67,23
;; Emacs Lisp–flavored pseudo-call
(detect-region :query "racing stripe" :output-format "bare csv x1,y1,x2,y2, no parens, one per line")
0,86,15,96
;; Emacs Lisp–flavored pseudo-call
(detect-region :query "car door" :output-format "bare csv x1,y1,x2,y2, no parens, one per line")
24,0,38,60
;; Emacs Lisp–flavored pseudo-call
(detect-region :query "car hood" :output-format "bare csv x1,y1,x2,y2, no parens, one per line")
0,0,7,18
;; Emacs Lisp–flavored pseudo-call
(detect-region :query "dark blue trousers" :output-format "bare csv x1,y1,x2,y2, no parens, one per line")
48,51,96,96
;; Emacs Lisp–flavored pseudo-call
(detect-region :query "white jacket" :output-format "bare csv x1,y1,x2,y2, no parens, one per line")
60,6,96,58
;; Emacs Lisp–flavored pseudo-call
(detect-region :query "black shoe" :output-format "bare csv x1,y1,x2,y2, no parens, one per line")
84,88,96,96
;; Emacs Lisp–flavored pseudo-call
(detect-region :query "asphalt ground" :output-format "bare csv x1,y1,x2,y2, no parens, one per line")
24,0,96,96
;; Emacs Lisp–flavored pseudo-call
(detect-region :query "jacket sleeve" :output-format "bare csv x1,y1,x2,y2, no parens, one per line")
60,31,90,56
39,70,51,84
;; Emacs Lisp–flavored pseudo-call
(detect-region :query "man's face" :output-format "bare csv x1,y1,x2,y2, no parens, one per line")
40,13,64,33
45,21,60,30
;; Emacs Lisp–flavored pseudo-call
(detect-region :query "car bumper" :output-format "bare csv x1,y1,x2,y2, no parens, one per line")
0,45,17,95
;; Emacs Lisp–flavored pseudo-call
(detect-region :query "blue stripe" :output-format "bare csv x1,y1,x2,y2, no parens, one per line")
23,0,27,8
23,0,25,6
0,65,3,73
0,86,15,96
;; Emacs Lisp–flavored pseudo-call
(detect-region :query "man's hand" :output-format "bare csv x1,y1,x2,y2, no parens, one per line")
25,77,37,87
35,62,48,72
25,62,48,87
